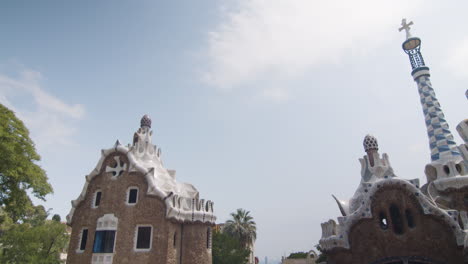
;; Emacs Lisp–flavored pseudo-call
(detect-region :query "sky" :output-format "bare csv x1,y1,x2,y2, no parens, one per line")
0,0,467,261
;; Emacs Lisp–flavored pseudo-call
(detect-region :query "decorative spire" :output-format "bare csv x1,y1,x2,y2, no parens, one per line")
363,134,379,167
398,18,414,40
363,134,378,152
140,114,152,129
400,20,463,180
133,115,162,162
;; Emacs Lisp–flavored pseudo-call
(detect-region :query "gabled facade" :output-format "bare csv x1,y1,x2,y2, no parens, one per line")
66,115,216,264
319,20,468,264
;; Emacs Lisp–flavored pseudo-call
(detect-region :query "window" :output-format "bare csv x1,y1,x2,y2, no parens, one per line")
127,187,138,205
93,190,102,208
206,228,212,249
78,228,89,252
173,232,177,248
93,230,116,253
135,226,152,251
389,204,404,234
379,212,388,230
405,209,415,228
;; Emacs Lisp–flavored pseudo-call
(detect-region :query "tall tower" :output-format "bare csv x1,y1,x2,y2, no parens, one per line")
399,19,464,181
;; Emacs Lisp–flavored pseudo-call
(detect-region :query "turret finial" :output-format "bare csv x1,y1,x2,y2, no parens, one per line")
363,134,379,152
399,18,414,40
140,114,152,129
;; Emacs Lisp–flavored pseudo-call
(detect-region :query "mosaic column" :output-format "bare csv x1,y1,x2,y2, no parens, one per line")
400,21,463,179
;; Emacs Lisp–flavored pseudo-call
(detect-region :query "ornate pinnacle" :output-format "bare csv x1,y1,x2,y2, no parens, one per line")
399,18,414,40
140,114,152,129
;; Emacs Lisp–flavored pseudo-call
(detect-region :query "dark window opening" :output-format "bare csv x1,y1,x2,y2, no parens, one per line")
379,212,388,230
128,189,138,204
136,226,152,249
79,229,88,251
464,194,468,207
443,165,450,175
405,209,415,228
390,204,404,234
173,232,177,248
94,191,102,207
207,228,212,249
93,230,116,253
456,163,462,174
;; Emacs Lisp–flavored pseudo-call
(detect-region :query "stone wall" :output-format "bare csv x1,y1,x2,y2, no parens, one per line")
326,185,464,264
181,223,212,264
67,152,213,264
67,153,171,264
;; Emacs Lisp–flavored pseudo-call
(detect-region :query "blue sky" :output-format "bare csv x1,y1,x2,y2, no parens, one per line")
1,0,467,261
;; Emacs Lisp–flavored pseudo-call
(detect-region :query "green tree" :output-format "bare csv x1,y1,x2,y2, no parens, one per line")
224,208,257,248
287,252,309,259
0,104,67,263
0,219,69,264
0,104,52,222
52,214,61,222
212,231,250,264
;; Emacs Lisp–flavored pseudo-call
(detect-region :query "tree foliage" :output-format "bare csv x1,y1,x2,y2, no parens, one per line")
212,231,250,264
224,208,257,248
0,104,52,222
0,219,69,263
0,195,68,264
0,104,67,263
287,252,309,259
52,214,61,222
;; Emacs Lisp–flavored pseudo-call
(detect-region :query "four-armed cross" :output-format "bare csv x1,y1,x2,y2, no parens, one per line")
399,18,414,39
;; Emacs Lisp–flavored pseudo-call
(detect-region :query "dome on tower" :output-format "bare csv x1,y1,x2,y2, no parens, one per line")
140,114,152,128
363,134,379,152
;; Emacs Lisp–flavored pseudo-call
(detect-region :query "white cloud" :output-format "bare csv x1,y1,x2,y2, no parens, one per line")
261,86,290,102
204,0,422,91
0,69,85,150
444,36,468,79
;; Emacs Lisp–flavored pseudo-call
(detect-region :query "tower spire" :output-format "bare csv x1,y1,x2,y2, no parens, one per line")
400,19,463,181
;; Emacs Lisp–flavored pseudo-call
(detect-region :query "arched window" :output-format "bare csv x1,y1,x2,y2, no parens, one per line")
405,209,415,228
443,165,450,175
389,204,404,234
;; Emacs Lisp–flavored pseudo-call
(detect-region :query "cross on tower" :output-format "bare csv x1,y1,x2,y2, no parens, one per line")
399,18,414,39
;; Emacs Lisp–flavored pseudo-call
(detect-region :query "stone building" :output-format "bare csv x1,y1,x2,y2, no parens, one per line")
319,20,468,264
66,115,216,264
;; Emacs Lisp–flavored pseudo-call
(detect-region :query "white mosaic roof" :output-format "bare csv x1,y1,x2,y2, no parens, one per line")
66,116,216,225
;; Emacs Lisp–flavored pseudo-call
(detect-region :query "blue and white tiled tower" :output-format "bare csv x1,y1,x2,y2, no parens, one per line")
399,19,465,181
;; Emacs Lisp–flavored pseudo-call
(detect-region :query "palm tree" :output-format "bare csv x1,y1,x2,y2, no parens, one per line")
224,208,257,248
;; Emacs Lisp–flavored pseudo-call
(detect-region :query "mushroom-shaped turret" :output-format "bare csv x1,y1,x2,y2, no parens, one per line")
140,114,152,129
363,135,379,167
363,134,379,152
